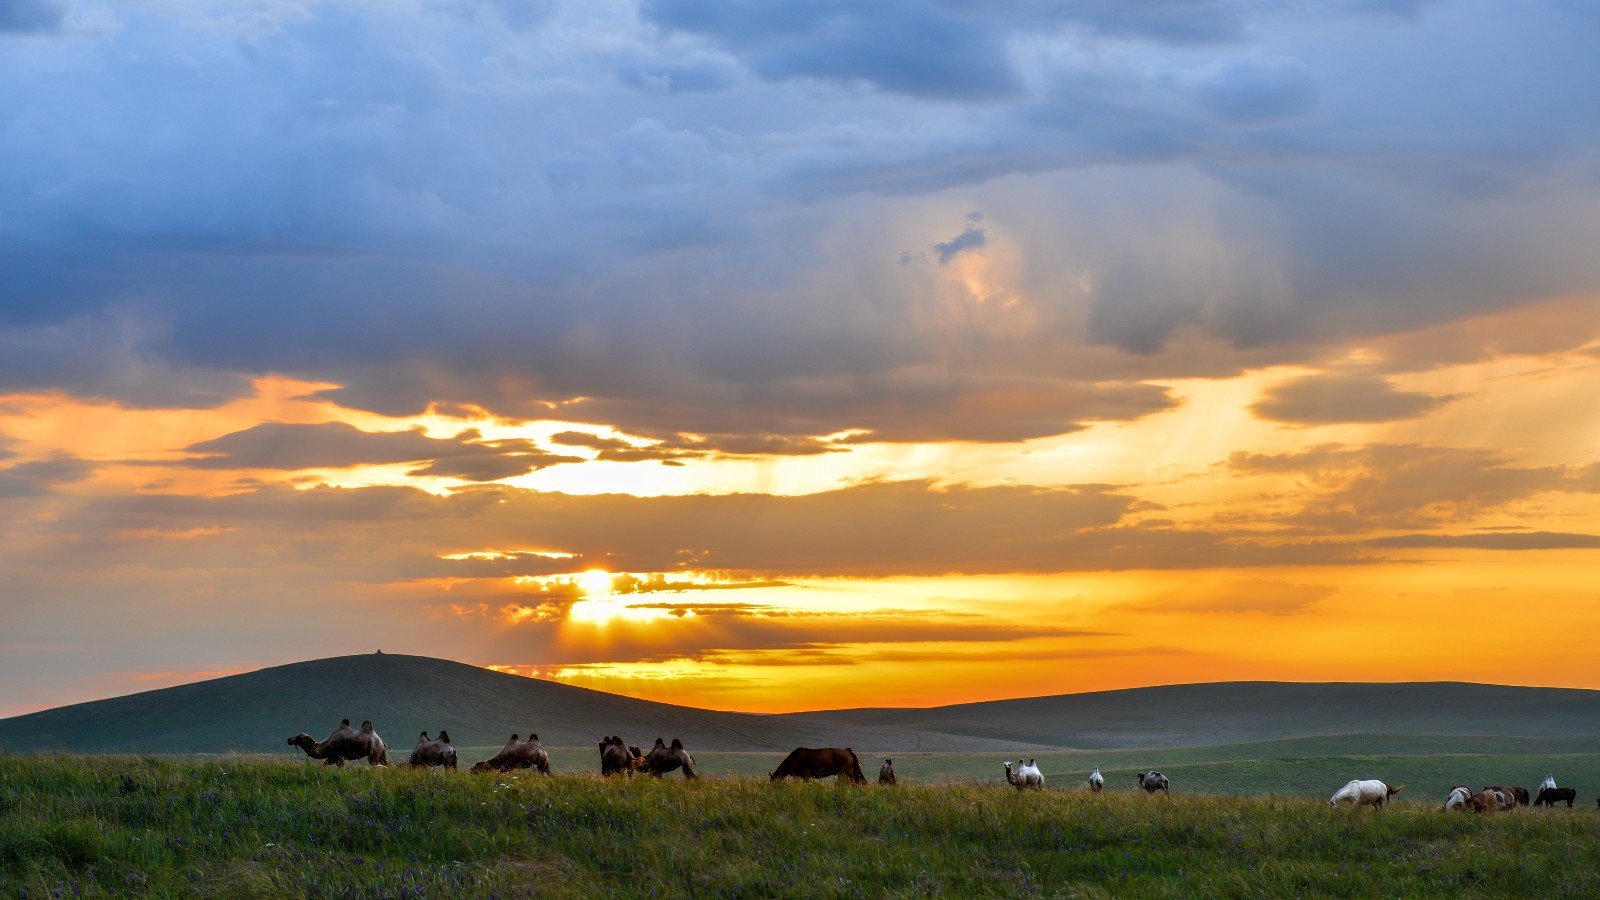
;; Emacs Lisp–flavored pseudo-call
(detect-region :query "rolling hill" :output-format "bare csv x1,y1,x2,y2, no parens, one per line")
0,653,1046,755
785,680,1600,749
2,653,1596,757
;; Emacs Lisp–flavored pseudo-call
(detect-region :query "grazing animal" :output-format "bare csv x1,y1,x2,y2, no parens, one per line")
1534,787,1577,807
1466,789,1509,812
638,738,698,779
1482,785,1528,806
879,758,897,785
1444,786,1472,811
407,730,457,769
1088,767,1104,793
1329,779,1401,809
628,745,648,770
1137,771,1170,795
770,747,867,784
471,733,550,774
286,718,390,767
598,735,634,777
1540,774,1557,793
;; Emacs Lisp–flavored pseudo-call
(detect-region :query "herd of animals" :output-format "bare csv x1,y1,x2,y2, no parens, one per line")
285,719,1591,810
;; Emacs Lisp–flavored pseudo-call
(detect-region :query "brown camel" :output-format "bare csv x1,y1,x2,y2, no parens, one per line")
637,738,698,779
598,735,633,776
407,730,457,769
286,718,390,766
471,733,551,774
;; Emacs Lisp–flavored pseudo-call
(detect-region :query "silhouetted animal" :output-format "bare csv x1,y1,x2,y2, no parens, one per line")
1330,779,1400,808
598,735,633,776
286,718,390,766
1138,771,1170,795
1534,787,1577,807
879,758,896,785
407,730,457,769
770,747,867,784
471,733,550,774
1088,767,1104,792
638,738,698,779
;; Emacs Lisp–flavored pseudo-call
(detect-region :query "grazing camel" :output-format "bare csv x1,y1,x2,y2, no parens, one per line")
1088,767,1105,793
286,718,390,766
770,747,867,784
471,733,550,774
1329,779,1400,809
598,735,634,777
637,738,698,779
1137,771,1171,795
879,758,897,785
407,730,457,769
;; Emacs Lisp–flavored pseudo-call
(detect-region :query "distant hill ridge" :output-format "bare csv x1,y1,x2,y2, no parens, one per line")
2,653,1596,755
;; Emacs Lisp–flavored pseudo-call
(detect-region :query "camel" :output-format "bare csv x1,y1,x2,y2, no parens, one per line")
598,735,634,776
470,733,551,774
407,730,457,769
879,758,897,785
1003,760,1042,791
637,737,698,779
286,718,390,766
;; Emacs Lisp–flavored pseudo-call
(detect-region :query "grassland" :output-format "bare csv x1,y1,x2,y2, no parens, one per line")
5,752,1600,898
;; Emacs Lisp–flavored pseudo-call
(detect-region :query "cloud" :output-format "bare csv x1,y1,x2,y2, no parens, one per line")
1249,372,1460,424
181,422,582,481
0,454,95,498
1365,531,1600,550
0,0,67,33
1225,444,1600,530
934,223,987,266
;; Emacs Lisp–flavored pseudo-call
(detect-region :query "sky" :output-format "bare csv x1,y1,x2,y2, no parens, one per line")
3,0,1600,718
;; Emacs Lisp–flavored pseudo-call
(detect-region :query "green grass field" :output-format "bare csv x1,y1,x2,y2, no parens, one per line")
5,752,1599,898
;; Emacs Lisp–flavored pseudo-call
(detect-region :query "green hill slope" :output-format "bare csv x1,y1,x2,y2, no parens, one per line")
784,680,1600,748
0,653,1043,756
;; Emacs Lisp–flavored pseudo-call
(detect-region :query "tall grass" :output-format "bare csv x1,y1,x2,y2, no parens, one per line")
3,753,1598,897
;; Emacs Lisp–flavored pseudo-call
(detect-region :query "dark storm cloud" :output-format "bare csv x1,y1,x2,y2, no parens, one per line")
1,1,1597,441
1249,372,1460,424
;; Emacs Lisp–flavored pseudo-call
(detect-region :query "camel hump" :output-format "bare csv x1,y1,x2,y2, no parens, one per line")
655,737,667,748
528,733,538,741
341,718,351,727
360,720,375,732
509,733,520,741
419,731,429,740
437,730,450,743
671,738,684,750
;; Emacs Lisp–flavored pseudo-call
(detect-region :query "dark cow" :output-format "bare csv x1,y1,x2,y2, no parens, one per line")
598,735,634,776
770,747,867,784
1534,787,1577,807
